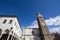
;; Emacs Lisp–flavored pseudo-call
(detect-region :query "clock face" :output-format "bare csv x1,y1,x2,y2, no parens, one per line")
42,23,45,26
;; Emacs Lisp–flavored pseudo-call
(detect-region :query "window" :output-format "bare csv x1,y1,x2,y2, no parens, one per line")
0,34,8,40
9,35,12,40
5,29,9,34
9,20,13,24
32,31,34,35
33,37,38,40
0,29,2,35
3,19,7,24
11,27,13,30
12,31,13,34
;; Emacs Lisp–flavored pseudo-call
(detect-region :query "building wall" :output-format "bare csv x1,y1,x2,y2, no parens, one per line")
22,28,41,40
0,17,22,40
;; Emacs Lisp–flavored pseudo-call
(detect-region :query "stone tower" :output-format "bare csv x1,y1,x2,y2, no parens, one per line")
37,12,53,40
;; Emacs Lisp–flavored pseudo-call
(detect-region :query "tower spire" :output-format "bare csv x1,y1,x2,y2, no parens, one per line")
37,12,42,18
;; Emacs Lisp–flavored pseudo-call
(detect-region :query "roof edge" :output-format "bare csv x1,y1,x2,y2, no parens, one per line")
0,15,17,17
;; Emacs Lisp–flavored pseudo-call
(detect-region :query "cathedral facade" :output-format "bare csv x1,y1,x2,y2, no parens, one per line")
22,12,53,40
22,28,40,40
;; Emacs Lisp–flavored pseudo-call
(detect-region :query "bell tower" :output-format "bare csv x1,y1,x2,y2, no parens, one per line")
37,12,53,40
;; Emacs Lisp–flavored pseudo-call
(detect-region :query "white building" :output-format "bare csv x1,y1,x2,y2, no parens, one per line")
0,16,22,40
22,28,40,40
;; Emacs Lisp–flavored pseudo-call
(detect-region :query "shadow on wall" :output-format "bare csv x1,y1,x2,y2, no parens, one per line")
32,28,40,40
0,34,9,40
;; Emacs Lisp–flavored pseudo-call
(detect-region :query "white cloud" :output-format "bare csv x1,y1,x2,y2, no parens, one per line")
25,15,60,33
49,27,60,33
27,20,38,28
45,16,60,26
45,15,60,33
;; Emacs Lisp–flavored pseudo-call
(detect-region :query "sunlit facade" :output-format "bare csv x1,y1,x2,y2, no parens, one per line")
0,16,22,40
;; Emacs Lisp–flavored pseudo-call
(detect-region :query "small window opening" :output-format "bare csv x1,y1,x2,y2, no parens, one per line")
9,20,13,24
3,19,7,24
32,31,34,35
0,29,2,35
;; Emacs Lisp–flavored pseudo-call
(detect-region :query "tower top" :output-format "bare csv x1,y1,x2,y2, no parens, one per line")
37,12,42,18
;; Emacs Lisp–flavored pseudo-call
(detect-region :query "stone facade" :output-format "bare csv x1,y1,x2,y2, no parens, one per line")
0,16,22,40
22,12,53,40
37,12,53,40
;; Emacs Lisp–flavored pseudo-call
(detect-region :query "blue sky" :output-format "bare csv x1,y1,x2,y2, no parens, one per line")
0,0,60,33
